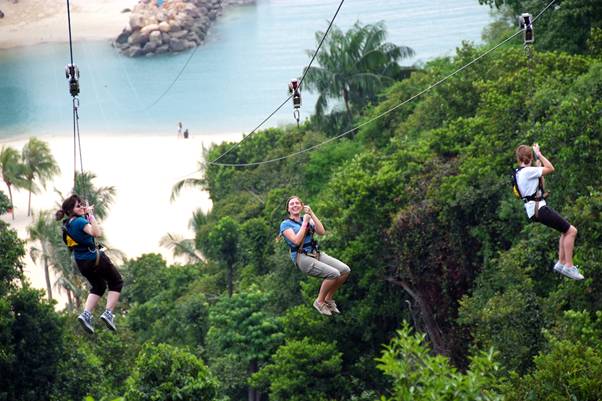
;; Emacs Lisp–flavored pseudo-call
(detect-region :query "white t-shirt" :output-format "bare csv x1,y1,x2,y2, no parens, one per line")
516,166,546,218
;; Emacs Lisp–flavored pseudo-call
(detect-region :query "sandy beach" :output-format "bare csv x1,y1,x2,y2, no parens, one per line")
1,0,244,308
0,132,242,308
0,0,132,49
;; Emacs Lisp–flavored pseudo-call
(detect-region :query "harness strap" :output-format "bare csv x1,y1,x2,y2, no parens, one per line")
286,218,320,255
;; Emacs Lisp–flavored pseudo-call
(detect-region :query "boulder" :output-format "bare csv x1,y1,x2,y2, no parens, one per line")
187,32,201,44
115,28,130,44
170,29,189,39
127,30,149,46
143,41,158,53
140,23,160,35
158,21,171,32
149,30,162,43
129,13,145,30
126,45,144,57
155,44,170,54
168,38,186,52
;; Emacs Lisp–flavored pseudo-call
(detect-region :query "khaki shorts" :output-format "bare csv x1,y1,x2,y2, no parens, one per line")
296,251,351,279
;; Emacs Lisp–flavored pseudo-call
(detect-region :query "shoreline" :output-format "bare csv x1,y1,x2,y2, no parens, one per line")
0,0,132,50
0,131,243,309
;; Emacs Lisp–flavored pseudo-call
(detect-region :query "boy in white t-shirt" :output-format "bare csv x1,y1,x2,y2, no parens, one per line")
514,144,583,280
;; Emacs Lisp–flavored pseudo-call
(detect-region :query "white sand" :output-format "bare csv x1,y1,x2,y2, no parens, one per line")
0,0,132,49
0,132,242,308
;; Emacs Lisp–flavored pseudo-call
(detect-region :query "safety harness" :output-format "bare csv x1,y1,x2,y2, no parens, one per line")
62,217,101,266
512,166,548,218
286,218,320,258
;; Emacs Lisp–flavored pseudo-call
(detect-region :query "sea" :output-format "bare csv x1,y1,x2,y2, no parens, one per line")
0,0,495,139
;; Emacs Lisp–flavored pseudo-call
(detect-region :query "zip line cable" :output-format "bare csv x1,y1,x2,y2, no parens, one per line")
204,0,558,168
66,0,74,66
142,44,201,112
208,0,346,164
298,0,345,87
65,0,87,200
208,30,522,167
142,0,345,117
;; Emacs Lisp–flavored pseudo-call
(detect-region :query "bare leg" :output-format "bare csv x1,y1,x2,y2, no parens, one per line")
84,293,101,312
317,279,337,303
105,291,121,311
562,226,577,266
558,234,565,264
325,272,349,301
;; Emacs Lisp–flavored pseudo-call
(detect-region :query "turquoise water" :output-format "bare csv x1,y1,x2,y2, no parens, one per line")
0,0,493,138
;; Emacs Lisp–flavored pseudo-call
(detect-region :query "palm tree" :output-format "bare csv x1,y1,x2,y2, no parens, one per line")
303,21,415,117
57,171,116,219
27,210,84,308
170,158,207,201
160,233,204,264
28,211,60,300
22,138,60,216
0,146,27,220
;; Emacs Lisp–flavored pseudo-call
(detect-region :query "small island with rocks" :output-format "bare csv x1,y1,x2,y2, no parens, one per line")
114,0,255,57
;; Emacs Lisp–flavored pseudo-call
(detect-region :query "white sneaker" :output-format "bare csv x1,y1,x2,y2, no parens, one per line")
313,300,332,316
561,265,584,280
325,300,340,314
553,260,565,274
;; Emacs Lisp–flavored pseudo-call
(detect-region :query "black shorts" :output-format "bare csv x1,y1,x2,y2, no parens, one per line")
76,251,123,296
530,205,571,234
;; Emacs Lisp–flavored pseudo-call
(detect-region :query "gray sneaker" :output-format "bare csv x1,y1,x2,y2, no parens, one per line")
77,310,94,334
313,300,332,316
553,260,565,274
561,265,584,280
100,309,117,331
325,300,340,314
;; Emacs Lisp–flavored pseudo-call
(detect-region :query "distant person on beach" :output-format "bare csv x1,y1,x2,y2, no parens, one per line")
56,194,123,334
177,121,183,138
183,128,189,139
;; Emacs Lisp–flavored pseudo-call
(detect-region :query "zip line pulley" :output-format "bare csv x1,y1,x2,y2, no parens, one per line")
65,63,80,98
289,78,301,127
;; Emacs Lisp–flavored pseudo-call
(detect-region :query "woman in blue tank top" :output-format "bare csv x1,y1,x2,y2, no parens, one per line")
56,194,123,334
279,195,351,316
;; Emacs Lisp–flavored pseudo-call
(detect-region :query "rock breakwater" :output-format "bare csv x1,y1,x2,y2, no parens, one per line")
114,0,254,57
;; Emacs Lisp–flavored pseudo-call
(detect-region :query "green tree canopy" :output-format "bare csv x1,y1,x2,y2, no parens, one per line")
251,337,344,401
124,343,218,401
377,323,504,401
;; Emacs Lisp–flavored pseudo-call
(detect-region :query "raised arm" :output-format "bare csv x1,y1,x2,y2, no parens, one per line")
533,143,555,176
304,205,325,235
82,212,102,237
282,213,311,246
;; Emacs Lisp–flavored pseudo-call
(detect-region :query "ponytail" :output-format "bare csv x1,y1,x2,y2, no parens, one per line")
56,194,83,221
